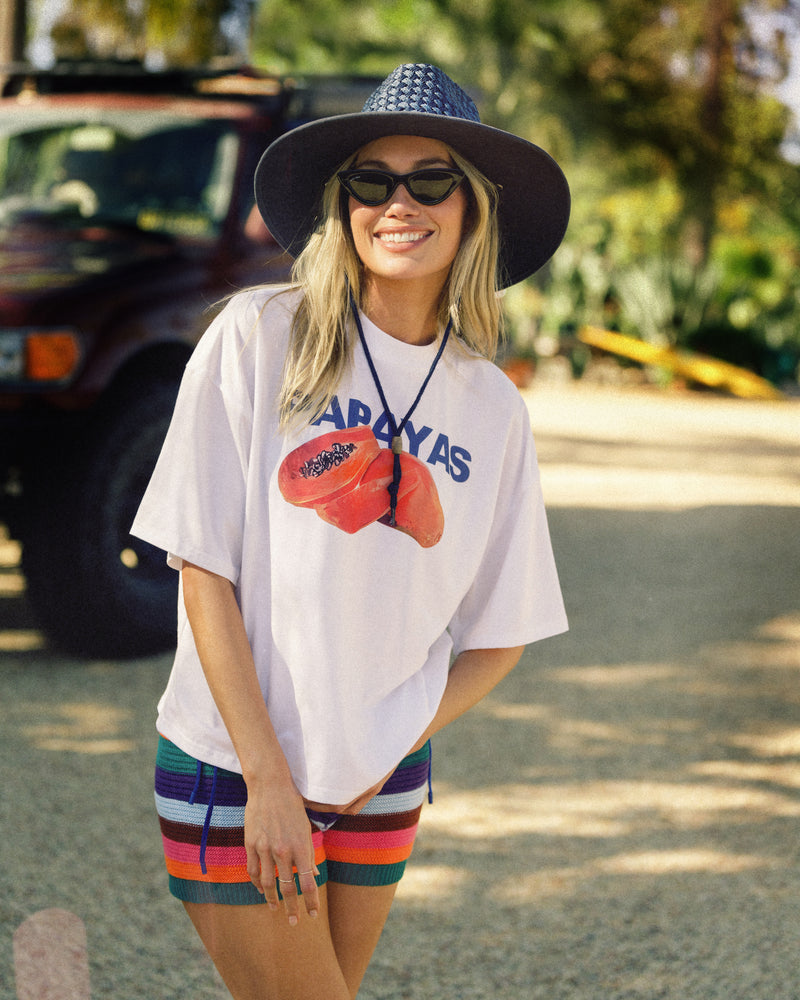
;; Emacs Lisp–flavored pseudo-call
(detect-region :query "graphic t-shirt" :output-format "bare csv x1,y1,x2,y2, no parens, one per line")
132,287,567,803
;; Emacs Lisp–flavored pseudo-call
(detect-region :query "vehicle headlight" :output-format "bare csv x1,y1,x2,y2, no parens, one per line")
0,329,82,385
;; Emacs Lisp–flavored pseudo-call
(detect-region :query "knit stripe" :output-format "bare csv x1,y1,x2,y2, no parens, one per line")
323,825,419,852
358,787,428,815
168,875,266,905
166,857,250,883
324,841,416,866
155,768,248,808
332,807,421,833
158,817,245,846
154,793,245,828
378,758,431,794
325,860,407,887
162,836,247,869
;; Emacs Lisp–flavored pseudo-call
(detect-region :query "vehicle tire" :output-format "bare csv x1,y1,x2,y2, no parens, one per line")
22,380,181,658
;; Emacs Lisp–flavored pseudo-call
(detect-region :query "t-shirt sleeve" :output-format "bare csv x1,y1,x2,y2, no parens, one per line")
130,313,252,585
447,401,567,654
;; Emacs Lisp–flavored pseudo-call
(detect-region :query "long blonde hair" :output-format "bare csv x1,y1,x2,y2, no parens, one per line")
277,144,503,429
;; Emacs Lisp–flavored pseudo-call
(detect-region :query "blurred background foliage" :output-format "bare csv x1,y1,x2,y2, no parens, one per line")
14,0,800,388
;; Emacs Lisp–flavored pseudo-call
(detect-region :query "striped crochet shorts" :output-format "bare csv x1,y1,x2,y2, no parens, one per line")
154,736,432,905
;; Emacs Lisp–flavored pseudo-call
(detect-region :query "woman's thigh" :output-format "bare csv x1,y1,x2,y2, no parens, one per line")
327,881,400,996
184,886,351,1000
183,881,398,1000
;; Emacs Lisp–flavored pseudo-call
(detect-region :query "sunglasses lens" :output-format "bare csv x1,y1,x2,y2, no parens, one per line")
341,169,463,206
344,172,394,205
407,170,462,204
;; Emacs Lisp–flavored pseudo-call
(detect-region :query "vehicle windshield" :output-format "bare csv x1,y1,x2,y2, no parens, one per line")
0,110,240,239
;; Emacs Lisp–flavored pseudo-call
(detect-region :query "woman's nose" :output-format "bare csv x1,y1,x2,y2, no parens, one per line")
385,183,420,215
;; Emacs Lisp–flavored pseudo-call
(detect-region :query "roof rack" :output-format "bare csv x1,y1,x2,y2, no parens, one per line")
0,60,285,100
0,61,384,126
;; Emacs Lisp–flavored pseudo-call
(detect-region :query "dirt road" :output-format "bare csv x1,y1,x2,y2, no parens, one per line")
2,382,798,999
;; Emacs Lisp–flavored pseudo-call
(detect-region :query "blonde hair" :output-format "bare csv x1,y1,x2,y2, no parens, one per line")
277,144,502,429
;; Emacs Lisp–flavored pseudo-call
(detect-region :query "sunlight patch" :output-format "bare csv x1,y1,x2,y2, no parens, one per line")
20,701,135,753
395,864,467,901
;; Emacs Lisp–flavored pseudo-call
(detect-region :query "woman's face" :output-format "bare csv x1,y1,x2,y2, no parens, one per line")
346,135,468,298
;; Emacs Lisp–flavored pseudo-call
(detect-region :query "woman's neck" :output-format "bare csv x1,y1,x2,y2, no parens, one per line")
361,280,443,346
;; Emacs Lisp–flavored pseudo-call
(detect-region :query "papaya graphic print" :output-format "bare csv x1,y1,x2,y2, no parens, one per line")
279,427,444,548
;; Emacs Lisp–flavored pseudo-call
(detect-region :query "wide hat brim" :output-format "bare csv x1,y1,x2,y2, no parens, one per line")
254,109,570,288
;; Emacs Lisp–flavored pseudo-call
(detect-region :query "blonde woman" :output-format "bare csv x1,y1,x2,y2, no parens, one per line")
133,63,570,1000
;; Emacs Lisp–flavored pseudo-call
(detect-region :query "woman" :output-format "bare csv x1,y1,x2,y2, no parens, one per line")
132,63,570,1000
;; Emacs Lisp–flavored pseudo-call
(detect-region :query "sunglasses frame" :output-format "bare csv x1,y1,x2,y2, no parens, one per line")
337,167,466,207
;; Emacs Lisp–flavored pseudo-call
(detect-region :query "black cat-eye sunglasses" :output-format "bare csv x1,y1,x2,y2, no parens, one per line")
338,167,465,207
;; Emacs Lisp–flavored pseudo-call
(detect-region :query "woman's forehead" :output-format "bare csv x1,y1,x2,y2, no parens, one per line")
354,134,453,167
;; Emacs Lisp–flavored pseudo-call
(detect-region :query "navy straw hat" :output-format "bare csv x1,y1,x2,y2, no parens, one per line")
255,63,570,287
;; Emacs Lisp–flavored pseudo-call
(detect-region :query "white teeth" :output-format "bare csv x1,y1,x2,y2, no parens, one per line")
378,231,428,243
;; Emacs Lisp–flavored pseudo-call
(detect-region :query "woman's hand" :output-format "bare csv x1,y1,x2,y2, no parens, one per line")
245,777,320,925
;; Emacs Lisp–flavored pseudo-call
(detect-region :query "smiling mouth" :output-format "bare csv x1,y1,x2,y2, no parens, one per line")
377,230,430,244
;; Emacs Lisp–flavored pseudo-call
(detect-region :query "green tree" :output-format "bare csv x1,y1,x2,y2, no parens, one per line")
29,0,243,66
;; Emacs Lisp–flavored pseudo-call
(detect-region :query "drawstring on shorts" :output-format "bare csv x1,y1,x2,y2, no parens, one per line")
426,739,433,804
189,759,218,875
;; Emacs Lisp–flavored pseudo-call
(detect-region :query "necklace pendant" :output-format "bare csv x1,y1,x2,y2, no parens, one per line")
391,435,403,455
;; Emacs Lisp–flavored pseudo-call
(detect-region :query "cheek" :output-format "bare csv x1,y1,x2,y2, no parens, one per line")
349,205,377,254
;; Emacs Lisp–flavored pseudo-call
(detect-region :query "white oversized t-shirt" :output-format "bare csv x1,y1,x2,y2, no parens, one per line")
132,287,567,803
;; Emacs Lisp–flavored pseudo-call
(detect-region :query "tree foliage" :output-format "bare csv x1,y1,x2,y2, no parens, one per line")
30,0,242,66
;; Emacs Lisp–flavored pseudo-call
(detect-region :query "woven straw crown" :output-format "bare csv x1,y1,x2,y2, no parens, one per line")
362,64,480,122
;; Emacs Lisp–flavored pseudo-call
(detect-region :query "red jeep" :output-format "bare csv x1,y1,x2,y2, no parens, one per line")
0,63,371,657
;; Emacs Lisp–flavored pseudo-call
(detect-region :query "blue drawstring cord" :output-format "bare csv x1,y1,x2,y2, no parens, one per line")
426,739,433,804
349,293,451,526
189,759,218,875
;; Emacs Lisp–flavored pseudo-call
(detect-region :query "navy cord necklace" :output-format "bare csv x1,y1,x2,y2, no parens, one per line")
349,293,451,526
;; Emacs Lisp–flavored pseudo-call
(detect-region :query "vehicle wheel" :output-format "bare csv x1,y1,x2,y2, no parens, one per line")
22,381,180,658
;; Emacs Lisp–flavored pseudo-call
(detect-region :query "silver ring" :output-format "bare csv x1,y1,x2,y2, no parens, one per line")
298,870,315,877
277,877,296,884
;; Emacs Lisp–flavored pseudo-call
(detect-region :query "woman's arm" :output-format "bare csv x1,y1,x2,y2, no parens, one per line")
411,645,525,751
181,562,319,925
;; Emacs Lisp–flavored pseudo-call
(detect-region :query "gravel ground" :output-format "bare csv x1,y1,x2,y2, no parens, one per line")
1,381,799,1000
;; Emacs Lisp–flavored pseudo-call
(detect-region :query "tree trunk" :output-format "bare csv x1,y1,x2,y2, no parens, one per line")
0,0,27,93
685,0,735,266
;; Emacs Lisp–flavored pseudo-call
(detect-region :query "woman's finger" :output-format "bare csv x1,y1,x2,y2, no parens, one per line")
297,865,321,919
276,864,320,924
246,843,279,909
276,867,302,926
